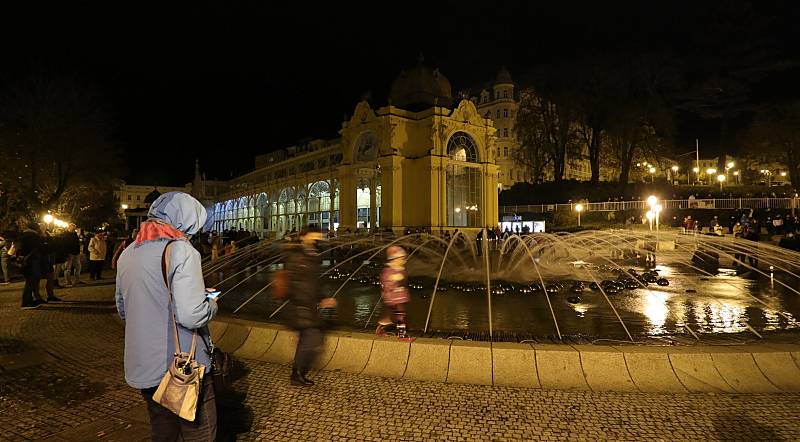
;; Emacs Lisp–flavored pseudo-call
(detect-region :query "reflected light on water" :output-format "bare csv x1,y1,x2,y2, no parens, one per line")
705,303,747,333
643,291,668,335
570,303,589,318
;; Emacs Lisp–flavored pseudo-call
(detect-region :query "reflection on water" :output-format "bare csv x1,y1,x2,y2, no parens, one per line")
643,291,668,335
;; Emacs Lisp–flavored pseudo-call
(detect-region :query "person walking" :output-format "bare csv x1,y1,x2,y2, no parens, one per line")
63,224,83,286
40,230,62,301
116,192,219,441
375,246,410,337
15,223,48,309
88,231,107,280
285,225,336,386
0,233,11,284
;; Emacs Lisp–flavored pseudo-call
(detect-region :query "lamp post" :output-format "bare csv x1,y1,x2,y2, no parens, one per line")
726,161,734,182
717,174,726,191
733,170,740,185
671,165,679,184
654,204,662,232
692,167,699,185
575,203,584,227
646,195,658,231
761,169,773,187
646,210,655,231
648,166,656,183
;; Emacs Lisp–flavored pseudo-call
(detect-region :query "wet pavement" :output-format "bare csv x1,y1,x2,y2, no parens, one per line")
1,280,799,441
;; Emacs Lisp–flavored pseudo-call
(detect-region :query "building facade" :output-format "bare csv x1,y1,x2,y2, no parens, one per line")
202,60,500,236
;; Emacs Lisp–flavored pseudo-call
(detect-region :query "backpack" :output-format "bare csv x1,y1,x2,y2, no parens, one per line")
271,269,288,300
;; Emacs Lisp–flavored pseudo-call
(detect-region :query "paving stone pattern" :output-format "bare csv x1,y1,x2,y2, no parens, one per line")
1,281,800,441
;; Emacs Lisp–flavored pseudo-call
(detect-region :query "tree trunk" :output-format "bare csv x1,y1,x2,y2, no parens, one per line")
589,129,602,184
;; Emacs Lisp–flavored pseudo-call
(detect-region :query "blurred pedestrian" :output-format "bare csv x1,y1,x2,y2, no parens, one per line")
112,229,138,269
376,246,409,337
0,233,10,284
285,225,336,386
63,224,82,286
40,230,62,301
88,231,107,280
15,223,48,308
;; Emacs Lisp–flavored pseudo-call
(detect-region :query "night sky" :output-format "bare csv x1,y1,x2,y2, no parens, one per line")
3,1,800,186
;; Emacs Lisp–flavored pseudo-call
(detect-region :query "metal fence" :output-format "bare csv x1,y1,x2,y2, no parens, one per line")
501,198,800,214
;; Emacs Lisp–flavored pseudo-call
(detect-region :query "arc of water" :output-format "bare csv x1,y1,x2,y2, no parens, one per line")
483,228,493,339
424,230,470,334
202,239,265,275
524,233,635,342
267,237,422,319
329,234,422,299
232,238,374,316
507,235,562,341
217,254,284,298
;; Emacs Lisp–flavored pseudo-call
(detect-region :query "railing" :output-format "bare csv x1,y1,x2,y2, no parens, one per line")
501,198,799,214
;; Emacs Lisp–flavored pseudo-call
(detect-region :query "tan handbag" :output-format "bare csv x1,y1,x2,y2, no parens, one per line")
152,240,206,421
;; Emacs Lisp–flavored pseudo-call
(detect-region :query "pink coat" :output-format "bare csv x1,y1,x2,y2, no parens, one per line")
380,266,409,306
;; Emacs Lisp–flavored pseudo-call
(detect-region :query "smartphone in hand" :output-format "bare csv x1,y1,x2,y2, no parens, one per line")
206,290,221,300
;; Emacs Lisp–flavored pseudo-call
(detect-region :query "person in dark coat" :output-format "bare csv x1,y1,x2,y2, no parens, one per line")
63,224,83,286
40,231,62,300
15,223,59,308
284,225,336,386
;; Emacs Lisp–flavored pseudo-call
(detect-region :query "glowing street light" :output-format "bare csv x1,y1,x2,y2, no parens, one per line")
574,203,584,227
727,161,735,169
43,214,54,224
121,204,129,210
733,170,740,184
647,195,657,208
781,171,787,177
717,174,726,190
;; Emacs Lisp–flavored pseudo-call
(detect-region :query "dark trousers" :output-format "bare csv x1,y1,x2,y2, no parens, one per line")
21,272,42,306
294,327,323,375
141,377,217,442
88,260,103,279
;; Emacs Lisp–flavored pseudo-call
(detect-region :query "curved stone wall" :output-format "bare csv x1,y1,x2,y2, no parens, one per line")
210,318,800,393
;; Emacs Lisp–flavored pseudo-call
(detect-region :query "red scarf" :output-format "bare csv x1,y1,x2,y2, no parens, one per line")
135,220,185,246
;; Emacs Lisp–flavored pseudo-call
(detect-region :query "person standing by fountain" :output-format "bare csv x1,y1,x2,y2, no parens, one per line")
285,225,336,386
376,246,409,338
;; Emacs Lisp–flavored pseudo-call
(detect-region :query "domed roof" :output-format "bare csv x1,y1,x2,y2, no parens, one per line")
389,55,453,111
144,188,162,204
494,66,513,85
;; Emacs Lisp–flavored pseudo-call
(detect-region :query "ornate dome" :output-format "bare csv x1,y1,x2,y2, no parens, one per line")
144,188,162,205
494,66,513,85
389,55,453,111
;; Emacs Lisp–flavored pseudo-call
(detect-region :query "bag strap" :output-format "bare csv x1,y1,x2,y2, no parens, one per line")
161,240,198,359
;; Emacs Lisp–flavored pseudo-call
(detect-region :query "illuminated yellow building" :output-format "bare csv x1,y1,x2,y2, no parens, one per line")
201,59,500,236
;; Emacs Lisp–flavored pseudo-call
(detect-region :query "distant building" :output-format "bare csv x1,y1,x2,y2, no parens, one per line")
115,181,192,230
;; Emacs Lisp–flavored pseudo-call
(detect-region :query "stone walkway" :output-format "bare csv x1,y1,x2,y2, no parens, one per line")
1,281,799,441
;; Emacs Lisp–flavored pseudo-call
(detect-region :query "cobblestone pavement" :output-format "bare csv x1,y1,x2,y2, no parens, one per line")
1,281,800,441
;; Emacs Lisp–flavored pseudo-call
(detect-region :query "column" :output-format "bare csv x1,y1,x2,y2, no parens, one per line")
378,155,403,231
338,167,357,231
369,176,377,230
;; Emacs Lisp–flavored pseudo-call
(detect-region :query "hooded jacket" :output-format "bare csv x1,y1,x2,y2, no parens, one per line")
115,192,218,389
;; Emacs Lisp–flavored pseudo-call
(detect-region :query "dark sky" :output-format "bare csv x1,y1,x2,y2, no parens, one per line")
3,1,800,186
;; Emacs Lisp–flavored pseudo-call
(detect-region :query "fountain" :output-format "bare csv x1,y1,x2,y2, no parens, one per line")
204,229,800,344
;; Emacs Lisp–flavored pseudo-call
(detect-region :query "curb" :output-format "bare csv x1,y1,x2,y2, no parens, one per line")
210,317,800,393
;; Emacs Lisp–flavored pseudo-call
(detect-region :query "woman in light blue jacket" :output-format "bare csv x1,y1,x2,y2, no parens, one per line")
116,192,218,441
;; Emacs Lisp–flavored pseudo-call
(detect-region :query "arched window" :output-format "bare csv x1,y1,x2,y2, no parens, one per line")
354,132,378,163
446,132,481,227
447,132,479,163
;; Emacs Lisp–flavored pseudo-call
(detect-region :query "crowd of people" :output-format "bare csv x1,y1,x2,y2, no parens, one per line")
0,222,138,309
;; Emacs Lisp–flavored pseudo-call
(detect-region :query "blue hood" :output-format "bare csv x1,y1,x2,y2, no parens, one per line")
147,192,207,235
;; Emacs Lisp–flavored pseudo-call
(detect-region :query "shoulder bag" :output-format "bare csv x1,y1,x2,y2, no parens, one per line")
151,240,205,421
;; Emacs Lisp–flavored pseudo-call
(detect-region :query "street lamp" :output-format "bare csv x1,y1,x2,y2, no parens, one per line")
654,204,662,232
761,169,773,187
692,167,699,185
121,204,129,210
717,174,726,191
645,210,655,231
671,165,679,184
733,170,740,185
648,166,656,183
575,203,584,227
43,214,54,224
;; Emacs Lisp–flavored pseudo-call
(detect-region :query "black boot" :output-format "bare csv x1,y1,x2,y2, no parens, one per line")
300,370,315,386
290,367,313,386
